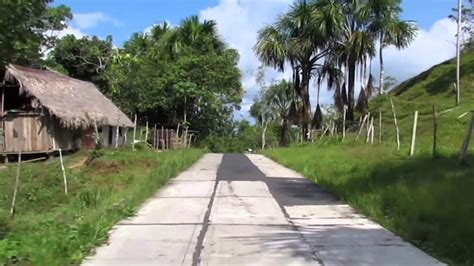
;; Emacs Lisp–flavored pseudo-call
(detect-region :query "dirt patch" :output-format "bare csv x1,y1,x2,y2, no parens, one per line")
93,161,121,174
68,158,88,169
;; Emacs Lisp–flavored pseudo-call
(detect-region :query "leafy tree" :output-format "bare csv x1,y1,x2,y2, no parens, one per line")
103,18,242,137
0,0,72,66
48,35,114,88
450,0,474,50
251,77,299,147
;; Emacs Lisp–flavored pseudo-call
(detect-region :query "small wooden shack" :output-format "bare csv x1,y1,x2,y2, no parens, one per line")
0,64,134,157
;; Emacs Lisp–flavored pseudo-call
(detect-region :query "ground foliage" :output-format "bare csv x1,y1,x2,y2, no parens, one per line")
0,148,204,265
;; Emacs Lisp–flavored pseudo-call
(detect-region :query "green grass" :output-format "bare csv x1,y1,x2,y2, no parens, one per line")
0,148,204,265
264,142,474,264
264,52,474,264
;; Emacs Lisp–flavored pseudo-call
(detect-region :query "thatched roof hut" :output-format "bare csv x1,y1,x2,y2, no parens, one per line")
4,64,133,129
0,64,133,155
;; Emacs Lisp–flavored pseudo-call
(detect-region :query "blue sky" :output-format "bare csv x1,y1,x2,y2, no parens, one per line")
56,0,456,45
54,0,460,120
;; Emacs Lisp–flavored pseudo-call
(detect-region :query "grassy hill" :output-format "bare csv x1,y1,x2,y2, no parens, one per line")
370,51,474,154
264,51,474,264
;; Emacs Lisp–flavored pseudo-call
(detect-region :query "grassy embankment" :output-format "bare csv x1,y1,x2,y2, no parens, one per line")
0,148,204,265
264,52,474,264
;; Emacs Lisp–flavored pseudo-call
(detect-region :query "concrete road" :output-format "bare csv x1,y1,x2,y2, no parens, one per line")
83,153,442,266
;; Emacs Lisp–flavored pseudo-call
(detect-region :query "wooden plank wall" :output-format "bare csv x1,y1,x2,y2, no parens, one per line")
3,115,52,152
2,115,77,153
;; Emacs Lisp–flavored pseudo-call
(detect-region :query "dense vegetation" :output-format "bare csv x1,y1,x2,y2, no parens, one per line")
1,1,243,140
0,148,204,265
0,0,72,66
254,0,417,137
46,18,243,137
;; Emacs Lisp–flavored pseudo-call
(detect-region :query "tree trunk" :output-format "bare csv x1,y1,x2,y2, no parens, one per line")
347,61,356,121
262,123,267,150
379,33,385,95
279,119,288,146
300,68,311,140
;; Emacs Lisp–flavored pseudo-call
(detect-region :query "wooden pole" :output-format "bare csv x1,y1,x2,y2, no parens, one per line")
379,109,382,144
124,128,128,145
115,126,120,148
460,112,474,164
145,121,149,143
161,126,164,150
366,117,374,144
132,114,137,151
355,114,368,141
390,98,401,151
432,105,438,158
370,117,375,145
166,129,169,150
153,124,157,149
455,0,462,106
366,112,371,131
342,106,347,141
10,149,22,216
59,148,68,195
93,121,99,148
188,134,193,148
115,114,120,148
409,110,419,157
1,87,4,117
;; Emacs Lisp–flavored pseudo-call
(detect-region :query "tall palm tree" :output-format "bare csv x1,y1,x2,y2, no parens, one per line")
328,0,376,121
364,0,417,94
255,0,342,139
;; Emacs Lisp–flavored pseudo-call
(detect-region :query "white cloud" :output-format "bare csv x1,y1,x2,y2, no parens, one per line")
72,12,123,29
378,18,457,87
201,0,458,121
56,25,85,38
200,0,292,121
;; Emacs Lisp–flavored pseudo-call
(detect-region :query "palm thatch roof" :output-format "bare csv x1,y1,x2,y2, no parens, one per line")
4,64,133,129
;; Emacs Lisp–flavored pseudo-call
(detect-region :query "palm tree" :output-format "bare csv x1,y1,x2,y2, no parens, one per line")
255,0,342,139
270,80,299,146
327,0,376,121
364,0,417,94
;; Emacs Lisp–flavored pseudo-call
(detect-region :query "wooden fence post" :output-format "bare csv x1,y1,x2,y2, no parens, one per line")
342,106,347,141
366,112,371,131
432,105,438,158
59,148,68,195
145,121,149,143
371,117,375,145
10,149,22,216
460,112,474,164
355,114,368,141
132,114,137,151
390,98,400,151
161,126,164,150
379,109,382,144
115,114,120,148
410,110,419,157
367,117,374,144
153,124,157,149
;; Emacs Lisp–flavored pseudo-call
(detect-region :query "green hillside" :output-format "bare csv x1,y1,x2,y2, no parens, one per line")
370,51,474,154
265,51,474,264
